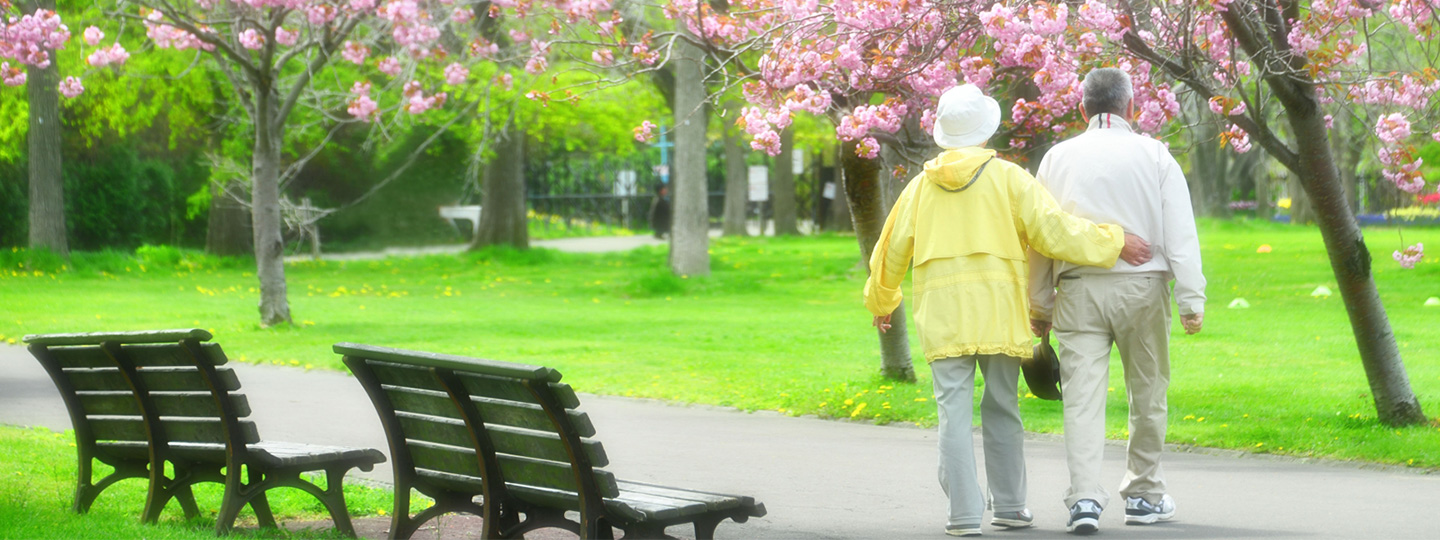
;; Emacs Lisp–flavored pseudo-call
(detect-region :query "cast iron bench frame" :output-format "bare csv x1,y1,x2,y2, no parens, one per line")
25,329,385,536
337,342,766,539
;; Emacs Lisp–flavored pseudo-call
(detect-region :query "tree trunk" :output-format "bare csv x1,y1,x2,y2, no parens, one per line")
722,103,749,237
473,116,529,249
830,153,854,232
669,26,709,276
841,140,915,382
26,0,67,257
252,96,291,327
206,179,253,256
771,129,799,235
1284,98,1426,426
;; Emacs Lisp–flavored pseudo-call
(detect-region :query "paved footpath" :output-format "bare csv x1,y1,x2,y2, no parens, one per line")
4,345,1440,539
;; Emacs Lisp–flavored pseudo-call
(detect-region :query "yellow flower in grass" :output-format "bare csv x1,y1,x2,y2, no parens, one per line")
850,402,868,418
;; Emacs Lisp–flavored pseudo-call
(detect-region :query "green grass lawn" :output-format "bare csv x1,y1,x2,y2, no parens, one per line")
2,218,1439,470
0,425,394,539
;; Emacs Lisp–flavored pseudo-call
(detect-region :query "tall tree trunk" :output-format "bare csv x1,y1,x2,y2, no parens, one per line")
206,179,253,256
473,117,529,249
829,147,854,232
842,140,915,382
26,0,67,257
669,26,709,276
771,129,799,235
1285,98,1425,426
252,95,291,327
722,103,749,237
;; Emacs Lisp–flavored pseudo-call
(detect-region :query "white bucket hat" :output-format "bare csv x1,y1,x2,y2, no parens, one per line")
932,84,1002,149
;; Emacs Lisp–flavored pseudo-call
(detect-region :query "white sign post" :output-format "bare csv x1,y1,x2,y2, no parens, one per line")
747,165,770,202
615,170,638,228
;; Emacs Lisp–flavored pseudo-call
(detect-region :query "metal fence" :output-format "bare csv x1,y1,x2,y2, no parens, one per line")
527,192,728,232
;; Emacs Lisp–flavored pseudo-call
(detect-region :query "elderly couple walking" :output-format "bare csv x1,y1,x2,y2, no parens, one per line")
863,68,1207,537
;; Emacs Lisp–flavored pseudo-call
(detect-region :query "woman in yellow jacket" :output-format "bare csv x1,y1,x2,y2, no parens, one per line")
863,84,1150,537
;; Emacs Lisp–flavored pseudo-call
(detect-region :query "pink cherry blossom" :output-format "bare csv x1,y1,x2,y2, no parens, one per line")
83,26,103,46
1375,113,1412,144
87,44,130,67
377,57,402,76
2,63,27,86
342,42,369,64
1394,243,1424,269
452,7,474,24
493,73,513,90
751,129,781,154
444,63,469,85
591,48,614,66
59,76,84,98
633,120,656,142
275,28,298,47
239,29,265,50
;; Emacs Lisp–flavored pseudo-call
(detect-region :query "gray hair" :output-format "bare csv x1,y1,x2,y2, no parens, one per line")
1082,68,1134,117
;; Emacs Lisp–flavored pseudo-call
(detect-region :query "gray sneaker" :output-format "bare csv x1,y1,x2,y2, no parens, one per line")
1067,499,1102,535
1124,494,1176,525
991,509,1034,529
945,524,982,537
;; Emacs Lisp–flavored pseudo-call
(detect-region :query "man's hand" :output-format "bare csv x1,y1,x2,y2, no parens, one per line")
873,314,893,334
1181,312,1203,335
1121,233,1152,266
1030,318,1051,337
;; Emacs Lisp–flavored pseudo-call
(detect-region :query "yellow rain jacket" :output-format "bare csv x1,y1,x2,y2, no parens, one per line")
863,147,1125,361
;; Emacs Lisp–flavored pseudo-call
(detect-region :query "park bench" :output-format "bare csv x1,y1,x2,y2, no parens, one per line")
337,342,767,539
24,329,385,536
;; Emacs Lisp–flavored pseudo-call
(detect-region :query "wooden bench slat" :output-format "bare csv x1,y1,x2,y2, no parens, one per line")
24,328,213,346
615,480,752,512
88,417,260,444
395,412,474,448
455,372,582,410
406,439,481,478
336,343,560,382
474,396,597,437
496,453,620,498
43,343,228,368
366,362,445,393
383,387,599,440
78,391,251,418
382,387,463,420
413,468,483,494
65,367,240,392
609,491,707,521
488,424,608,467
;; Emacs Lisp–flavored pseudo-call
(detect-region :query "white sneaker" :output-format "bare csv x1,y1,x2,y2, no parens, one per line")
991,509,1034,529
1124,494,1176,525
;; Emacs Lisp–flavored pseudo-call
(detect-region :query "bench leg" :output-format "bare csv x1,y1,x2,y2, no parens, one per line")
693,517,724,540
250,492,278,529
175,485,201,520
581,515,616,540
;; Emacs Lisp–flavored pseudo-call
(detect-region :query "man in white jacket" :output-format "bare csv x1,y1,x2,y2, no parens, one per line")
1027,68,1207,535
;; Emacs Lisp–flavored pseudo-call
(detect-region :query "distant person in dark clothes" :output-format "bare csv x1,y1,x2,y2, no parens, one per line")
649,184,671,239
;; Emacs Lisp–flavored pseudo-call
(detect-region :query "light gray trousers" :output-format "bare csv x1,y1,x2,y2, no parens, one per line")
932,355,1027,527
1054,272,1171,509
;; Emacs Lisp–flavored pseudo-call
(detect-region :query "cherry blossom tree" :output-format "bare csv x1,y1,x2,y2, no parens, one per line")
5,2,77,256
90,0,544,326
716,0,1434,423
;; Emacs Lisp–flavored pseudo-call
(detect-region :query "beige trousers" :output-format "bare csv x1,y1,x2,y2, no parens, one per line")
1053,272,1170,509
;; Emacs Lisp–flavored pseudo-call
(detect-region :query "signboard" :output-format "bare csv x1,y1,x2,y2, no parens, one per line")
792,148,805,175
822,182,836,200
748,165,770,202
614,170,638,196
